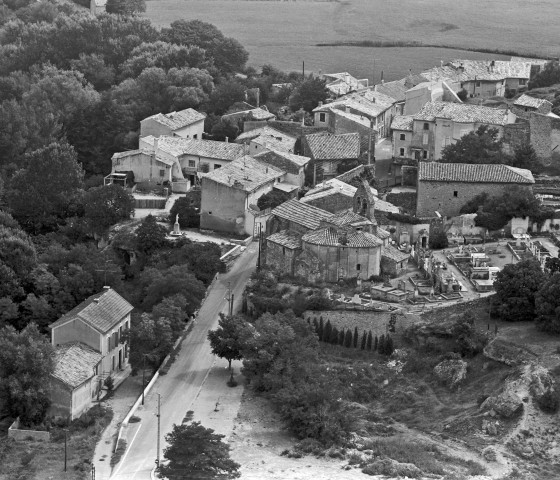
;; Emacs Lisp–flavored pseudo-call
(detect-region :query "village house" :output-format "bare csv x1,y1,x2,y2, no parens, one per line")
48,287,133,420
235,125,298,154
253,149,310,188
200,155,292,236
512,94,554,119
422,60,531,98
416,162,535,218
140,108,206,140
221,104,276,124
302,132,361,183
322,72,369,97
374,74,430,116
397,101,517,161
139,135,245,186
313,90,396,141
403,80,461,116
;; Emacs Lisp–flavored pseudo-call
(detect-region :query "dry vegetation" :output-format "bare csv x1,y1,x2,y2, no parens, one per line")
231,298,560,479
144,0,559,80
0,405,112,480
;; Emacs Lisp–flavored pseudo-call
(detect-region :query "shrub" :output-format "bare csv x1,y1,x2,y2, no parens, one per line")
536,389,560,413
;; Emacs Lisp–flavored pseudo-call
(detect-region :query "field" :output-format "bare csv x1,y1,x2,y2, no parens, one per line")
144,0,560,81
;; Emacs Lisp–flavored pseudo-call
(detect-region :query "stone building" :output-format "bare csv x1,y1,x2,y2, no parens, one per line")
416,162,534,218
265,179,409,281
512,94,553,119
302,132,361,182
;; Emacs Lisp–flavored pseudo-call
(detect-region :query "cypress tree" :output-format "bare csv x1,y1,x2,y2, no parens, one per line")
367,331,373,350
339,329,345,346
323,320,332,343
318,318,324,340
353,326,359,348
330,326,339,344
379,334,386,355
344,329,353,348
360,331,367,350
313,318,318,333
385,336,394,356
373,335,378,352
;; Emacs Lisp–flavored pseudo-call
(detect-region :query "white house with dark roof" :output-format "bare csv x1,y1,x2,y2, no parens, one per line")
407,101,517,161
140,108,206,140
416,162,534,218
49,287,134,418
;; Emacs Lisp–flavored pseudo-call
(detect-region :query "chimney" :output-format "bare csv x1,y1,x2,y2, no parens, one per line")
345,105,351,113
154,137,159,151
103,286,111,290
93,298,99,304
318,101,323,107
225,136,229,143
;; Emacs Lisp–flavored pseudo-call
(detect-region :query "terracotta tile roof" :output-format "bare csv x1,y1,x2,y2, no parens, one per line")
423,60,531,83
236,126,293,143
143,136,245,161
323,210,372,228
50,288,133,334
202,156,284,192
510,56,550,67
314,93,393,118
143,108,205,130
254,149,310,175
514,94,552,109
323,72,368,96
303,178,357,200
414,101,510,126
250,131,298,153
374,75,429,102
302,227,382,248
374,227,391,240
327,108,372,128
52,342,103,389
271,199,329,230
418,162,534,184
250,107,276,121
391,115,414,131
111,149,175,167
375,199,400,214
266,230,302,249
305,132,360,160
382,244,410,263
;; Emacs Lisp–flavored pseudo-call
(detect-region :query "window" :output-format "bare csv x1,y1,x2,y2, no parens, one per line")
214,164,221,169
423,123,429,130
519,79,527,85
188,160,195,167
107,338,111,352
319,112,326,122
399,147,405,157
208,211,212,215
356,264,361,271
476,81,481,87
422,132,429,145
159,169,165,176
453,191,458,197
423,150,428,159
399,133,406,141
282,247,286,255
193,134,198,139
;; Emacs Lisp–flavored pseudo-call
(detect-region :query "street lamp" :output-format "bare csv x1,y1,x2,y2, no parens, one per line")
142,354,147,406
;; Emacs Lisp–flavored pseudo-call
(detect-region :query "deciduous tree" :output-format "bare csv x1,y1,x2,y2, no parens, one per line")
208,314,247,369
159,421,241,480
0,323,54,426
494,259,545,322
83,184,134,236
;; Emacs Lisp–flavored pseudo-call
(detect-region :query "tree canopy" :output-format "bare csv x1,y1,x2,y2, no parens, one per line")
208,314,247,369
0,323,54,426
83,184,134,236
159,421,241,480
440,126,509,165
289,76,328,113
535,272,560,333
493,259,545,322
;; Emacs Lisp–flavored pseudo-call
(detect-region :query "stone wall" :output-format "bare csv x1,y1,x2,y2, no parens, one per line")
265,241,299,275
303,192,353,214
8,418,50,442
530,112,560,158
416,180,532,218
503,121,530,154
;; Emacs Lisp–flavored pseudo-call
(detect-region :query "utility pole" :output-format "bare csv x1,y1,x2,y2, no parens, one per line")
256,224,262,271
142,354,146,405
91,465,95,480
225,282,234,317
302,60,305,79
156,393,161,467
64,429,67,472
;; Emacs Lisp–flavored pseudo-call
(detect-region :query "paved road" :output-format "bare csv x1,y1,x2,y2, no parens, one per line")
110,243,258,480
